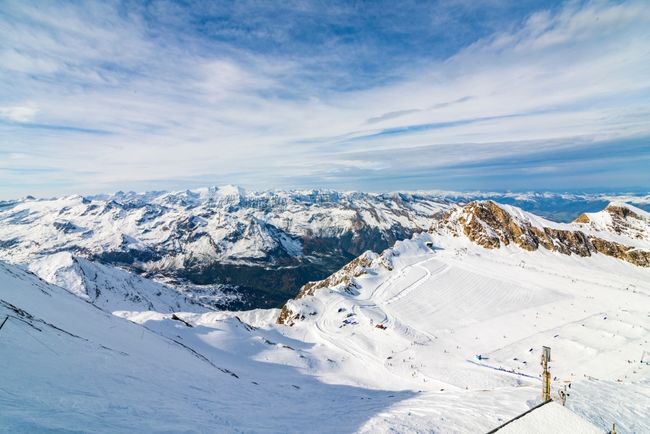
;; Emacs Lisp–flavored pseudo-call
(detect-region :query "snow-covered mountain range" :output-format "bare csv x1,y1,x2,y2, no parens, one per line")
2,199,649,432
1,186,648,311
0,186,448,309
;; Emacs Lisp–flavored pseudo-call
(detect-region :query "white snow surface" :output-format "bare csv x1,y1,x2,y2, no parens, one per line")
1,201,650,433
278,228,650,432
0,261,422,433
494,401,601,433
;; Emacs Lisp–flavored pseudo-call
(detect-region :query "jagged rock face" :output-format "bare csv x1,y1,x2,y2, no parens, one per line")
297,251,379,299
531,227,593,256
575,204,650,240
451,201,593,255
436,201,650,267
456,201,536,250
589,238,650,267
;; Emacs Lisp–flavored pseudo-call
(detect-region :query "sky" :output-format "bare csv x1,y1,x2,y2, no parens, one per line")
1,0,649,199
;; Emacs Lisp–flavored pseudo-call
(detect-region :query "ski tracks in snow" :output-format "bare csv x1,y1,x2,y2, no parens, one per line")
382,259,449,305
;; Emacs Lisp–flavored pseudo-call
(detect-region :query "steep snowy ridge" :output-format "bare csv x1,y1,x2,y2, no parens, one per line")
575,202,650,242
27,252,212,313
0,260,422,433
278,249,394,325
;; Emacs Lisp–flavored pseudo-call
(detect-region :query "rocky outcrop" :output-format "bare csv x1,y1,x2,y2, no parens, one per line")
434,201,650,267
277,250,393,325
589,237,650,267
575,203,649,240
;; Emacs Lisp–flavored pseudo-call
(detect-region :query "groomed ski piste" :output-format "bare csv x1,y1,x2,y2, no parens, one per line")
276,230,650,432
1,202,649,433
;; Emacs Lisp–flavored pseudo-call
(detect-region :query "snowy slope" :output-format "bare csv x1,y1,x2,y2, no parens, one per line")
0,257,578,434
276,202,650,432
492,401,601,433
0,260,433,433
2,200,650,433
27,252,214,313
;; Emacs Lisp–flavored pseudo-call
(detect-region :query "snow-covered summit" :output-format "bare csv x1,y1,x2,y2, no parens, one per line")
574,202,650,242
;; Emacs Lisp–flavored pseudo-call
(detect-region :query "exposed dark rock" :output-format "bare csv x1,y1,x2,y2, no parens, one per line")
437,201,649,267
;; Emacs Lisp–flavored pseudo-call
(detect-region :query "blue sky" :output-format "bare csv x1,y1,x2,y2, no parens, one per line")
1,0,649,198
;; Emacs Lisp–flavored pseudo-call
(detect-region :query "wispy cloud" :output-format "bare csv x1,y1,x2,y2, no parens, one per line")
0,0,649,198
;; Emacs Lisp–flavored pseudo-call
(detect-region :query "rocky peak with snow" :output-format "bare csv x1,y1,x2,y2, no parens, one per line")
574,202,650,239
277,249,394,325
433,201,650,267
278,200,650,325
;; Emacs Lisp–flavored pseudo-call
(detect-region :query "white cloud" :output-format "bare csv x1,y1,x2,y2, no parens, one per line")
0,0,649,197
0,106,38,122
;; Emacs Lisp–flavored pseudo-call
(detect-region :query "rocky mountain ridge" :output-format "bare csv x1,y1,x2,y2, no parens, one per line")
434,201,650,267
